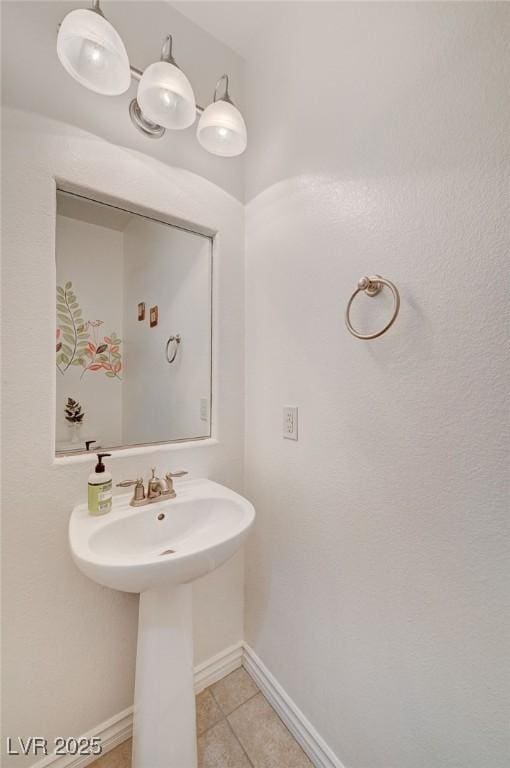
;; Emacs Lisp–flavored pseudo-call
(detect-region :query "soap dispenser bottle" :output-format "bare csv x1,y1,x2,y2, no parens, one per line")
88,453,112,516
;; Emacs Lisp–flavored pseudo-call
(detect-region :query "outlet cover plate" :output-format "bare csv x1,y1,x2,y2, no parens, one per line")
283,405,298,440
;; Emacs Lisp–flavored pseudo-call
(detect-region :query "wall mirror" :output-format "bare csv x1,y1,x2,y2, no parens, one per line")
55,190,212,456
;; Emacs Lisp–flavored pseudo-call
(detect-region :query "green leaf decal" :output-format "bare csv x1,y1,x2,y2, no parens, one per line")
56,281,89,373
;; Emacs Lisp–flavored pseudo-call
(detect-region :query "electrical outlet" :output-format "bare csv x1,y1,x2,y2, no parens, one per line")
283,405,298,440
200,397,209,421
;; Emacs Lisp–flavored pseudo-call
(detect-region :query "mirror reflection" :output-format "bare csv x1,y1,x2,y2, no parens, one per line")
55,190,212,455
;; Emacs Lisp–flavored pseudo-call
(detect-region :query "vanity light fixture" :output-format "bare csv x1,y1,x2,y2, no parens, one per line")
56,1,247,156
56,0,131,96
197,75,247,157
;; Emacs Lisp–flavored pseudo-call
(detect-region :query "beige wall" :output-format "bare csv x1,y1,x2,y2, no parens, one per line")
243,3,510,768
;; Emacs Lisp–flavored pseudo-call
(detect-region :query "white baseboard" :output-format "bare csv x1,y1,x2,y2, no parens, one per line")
32,641,341,768
31,642,243,768
243,644,345,768
30,708,133,768
194,641,243,694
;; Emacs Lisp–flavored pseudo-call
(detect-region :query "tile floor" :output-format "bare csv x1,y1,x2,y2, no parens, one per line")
90,667,313,768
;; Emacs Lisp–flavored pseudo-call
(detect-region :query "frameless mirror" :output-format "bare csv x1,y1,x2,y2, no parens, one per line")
55,190,212,456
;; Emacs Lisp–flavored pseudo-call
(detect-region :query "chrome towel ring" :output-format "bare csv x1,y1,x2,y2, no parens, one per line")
345,275,400,340
165,334,181,363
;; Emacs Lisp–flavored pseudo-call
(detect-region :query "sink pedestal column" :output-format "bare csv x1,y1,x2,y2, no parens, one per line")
132,583,197,768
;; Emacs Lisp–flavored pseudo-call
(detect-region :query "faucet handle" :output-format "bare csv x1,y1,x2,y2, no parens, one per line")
163,471,188,497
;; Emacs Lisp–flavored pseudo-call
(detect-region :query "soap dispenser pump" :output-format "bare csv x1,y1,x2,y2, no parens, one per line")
88,453,112,516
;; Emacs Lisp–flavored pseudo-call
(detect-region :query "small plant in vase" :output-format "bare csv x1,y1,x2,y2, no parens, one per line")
65,397,85,443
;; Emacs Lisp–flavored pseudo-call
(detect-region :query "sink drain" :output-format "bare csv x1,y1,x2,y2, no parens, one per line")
159,549,175,556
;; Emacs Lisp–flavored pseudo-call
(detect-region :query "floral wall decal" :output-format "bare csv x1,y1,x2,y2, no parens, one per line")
56,282,123,380
81,329,123,380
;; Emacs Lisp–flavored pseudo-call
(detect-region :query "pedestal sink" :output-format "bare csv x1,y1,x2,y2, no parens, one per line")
69,478,255,768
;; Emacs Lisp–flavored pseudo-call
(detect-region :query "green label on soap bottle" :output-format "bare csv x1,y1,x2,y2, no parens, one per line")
88,480,112,516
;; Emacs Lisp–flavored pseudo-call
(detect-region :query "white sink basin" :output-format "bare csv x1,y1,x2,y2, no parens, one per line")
69,478,255,593
68,477,255,768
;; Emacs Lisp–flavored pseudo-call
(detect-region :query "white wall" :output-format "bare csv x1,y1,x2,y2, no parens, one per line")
244,4,510,768
1,106,245,766
56,215,124,449
122,218,211,444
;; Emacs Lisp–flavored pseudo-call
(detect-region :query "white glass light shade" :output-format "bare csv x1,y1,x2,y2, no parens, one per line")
196,100,247,157
56,9,131,95
137,62,196,130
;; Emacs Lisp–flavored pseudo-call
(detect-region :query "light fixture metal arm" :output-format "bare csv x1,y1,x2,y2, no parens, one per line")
214,74,233,105
129,65,143,81
160,35,176,65
90,0,104,16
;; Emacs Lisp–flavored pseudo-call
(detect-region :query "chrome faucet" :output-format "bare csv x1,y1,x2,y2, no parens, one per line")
117,469,188,507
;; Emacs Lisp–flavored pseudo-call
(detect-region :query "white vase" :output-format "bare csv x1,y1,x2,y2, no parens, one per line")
68,422,82,444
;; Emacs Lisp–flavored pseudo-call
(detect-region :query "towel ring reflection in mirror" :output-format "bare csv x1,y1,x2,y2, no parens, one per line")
165,334,182,363
345,275,400,340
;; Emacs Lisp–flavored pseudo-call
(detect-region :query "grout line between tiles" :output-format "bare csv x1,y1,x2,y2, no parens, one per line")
210,686,261,719
198,686,257,768
225,716,255,768
228,689,260,716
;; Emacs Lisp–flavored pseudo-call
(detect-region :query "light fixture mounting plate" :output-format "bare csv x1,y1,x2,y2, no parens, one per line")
129,99,165,139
